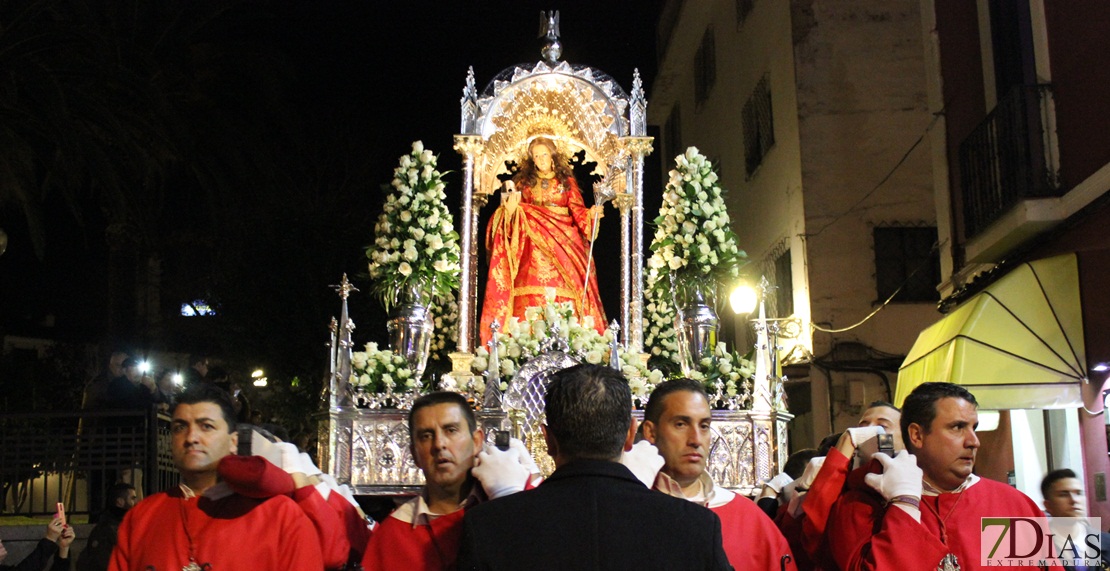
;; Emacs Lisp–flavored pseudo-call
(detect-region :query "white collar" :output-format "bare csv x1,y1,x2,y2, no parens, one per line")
653,471,736,509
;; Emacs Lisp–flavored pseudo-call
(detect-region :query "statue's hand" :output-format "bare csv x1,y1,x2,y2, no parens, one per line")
503,191,522,214
588,205,604,239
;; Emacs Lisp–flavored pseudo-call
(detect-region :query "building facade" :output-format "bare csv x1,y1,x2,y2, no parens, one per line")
914,0,1110,520
649,0,939,449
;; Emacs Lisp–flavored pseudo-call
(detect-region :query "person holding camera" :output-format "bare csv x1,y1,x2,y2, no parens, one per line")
361,391,540,571
825,382,1055,571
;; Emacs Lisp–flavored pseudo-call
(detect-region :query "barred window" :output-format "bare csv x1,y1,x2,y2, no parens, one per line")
772,248,794,318
664,105,682,165
742,75,774,176
694,28,716,109
736,0,754,27
873,227,940,303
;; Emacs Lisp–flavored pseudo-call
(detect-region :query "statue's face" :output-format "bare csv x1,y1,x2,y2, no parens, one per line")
531,143,554,174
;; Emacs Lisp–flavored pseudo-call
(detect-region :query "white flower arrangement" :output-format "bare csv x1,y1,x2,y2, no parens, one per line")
349,342,418,395
367,141,461,311
468,299,665,400
649,146,745,289
689,342,755,410
643,146,755,403
427,293,459,365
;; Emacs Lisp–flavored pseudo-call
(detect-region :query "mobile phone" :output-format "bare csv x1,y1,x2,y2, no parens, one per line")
55,502,66,525
494,431,510,451
877,433,895,457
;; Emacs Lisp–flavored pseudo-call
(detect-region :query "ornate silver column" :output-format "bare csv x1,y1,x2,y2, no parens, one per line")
613,192,633,348
453,135,483,352
620,136,653,353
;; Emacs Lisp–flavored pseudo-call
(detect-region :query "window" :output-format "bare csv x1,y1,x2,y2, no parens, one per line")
742,75,774,176
664,105,682,164
873,227,940,303
694,28,716,109
772,249,794,318
736,0,754,27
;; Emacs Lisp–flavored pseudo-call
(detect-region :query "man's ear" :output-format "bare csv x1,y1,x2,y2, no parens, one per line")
641,419,658,445
906,423,925,451
542,425,558,460
471,428,485,455
229,429,239,450
623,417,637,451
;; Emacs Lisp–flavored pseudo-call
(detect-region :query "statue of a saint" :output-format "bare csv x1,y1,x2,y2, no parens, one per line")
480,136,607,344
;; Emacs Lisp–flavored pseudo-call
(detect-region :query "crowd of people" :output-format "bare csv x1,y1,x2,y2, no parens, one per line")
2,362,1105,570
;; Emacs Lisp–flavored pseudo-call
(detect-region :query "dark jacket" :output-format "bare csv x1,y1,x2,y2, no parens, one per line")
456,459,733,571
1,538,69,571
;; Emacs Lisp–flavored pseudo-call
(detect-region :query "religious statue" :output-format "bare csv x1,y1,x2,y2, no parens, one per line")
480,136,607,344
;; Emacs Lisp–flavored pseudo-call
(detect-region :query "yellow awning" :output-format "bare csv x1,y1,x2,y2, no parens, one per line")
896,253,1086,410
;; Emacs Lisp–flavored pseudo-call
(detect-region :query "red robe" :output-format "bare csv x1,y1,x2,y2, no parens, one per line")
827,475,1063,571
480,176,606,344
327,491,372,562
109,486,323,571
293,485,351,570
361,496,467,571
655,472,797,571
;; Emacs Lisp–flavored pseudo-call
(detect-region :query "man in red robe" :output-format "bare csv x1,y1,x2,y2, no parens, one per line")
826,382,1062,571
109,384,323,571
642,378,797,570
362,391,537,570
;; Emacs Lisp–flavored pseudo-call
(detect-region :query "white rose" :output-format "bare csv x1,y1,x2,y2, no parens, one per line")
668,257,684,270
382,373,393,386
421,149,434,164
433,259,449,272
398,262,412,276
412,227,426,240
585,350,603,364
403,247,418,261
412,140,424,154
400,211,412,223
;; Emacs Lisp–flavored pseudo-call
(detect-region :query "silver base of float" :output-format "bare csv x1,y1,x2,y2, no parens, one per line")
318,406,791,497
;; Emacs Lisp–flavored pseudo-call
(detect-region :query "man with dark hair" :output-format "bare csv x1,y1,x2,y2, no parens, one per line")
1041,469,1108,570
826,382,1055,571
456,364,732,570
642,378,796,570
182,354,209,388
110,384,322,570
78,483,136,571
363,390,536,570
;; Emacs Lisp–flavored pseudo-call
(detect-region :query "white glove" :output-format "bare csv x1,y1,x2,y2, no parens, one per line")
847,425,885,447
796,456,825,490
763,472,794,494
864,451,923,501
298,452,323,478
276,442,303,474
619,441,665,488
508,438,540,475
473,444,528,499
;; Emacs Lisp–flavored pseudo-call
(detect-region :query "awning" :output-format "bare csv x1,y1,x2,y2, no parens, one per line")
896,253,1086,410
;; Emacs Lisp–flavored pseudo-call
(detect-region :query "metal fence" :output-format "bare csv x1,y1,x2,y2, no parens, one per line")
959,83,1060,240
0,409,178,517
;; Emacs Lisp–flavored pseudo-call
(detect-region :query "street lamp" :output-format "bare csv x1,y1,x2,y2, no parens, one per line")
729,283,758,315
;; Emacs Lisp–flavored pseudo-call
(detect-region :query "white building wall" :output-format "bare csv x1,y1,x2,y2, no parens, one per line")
650,0,939,447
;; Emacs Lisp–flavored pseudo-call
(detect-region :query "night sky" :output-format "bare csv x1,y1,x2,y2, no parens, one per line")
0,0,664,403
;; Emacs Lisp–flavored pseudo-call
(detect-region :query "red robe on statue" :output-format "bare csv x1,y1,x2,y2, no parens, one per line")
109,485,323,571
827,473,1063,571
480,176,606,345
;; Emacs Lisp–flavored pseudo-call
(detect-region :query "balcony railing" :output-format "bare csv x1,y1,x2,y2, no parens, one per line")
959,84,1060,239
0,409,177,517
